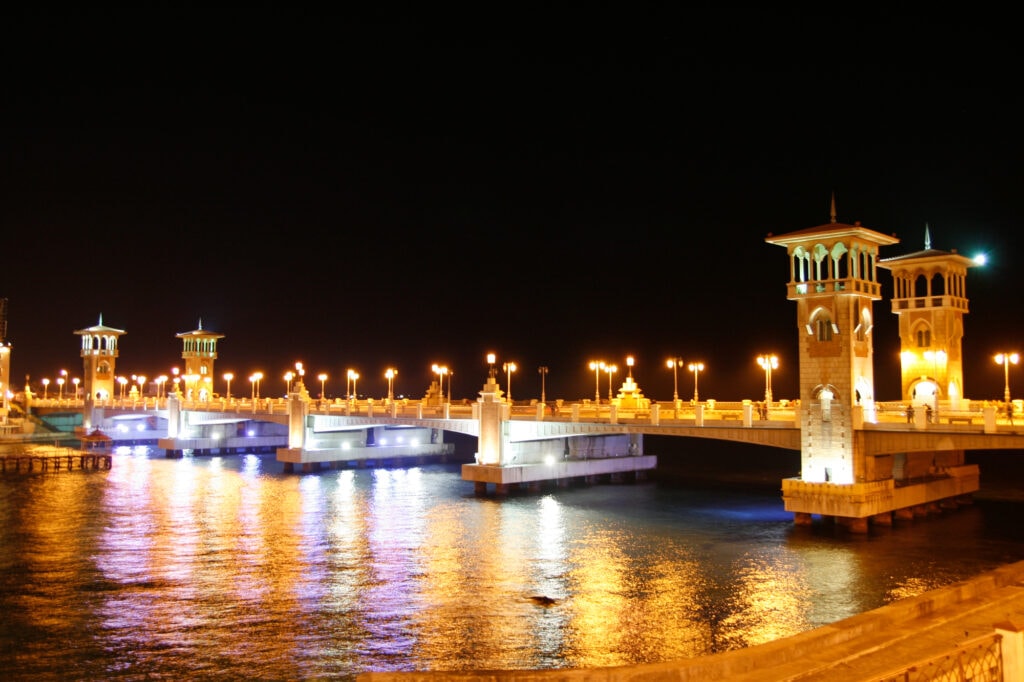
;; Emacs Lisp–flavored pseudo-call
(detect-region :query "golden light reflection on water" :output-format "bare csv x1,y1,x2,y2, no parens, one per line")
3,454,1021,679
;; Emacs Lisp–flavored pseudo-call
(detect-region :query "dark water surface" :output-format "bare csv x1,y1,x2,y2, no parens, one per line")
1,442,1022,681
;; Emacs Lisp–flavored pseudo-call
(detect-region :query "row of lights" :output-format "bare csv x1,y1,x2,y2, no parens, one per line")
47,349,1024,406
39,369,80,400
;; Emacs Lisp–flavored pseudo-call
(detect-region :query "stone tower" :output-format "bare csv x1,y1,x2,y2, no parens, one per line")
878,224,975,411
765,198,899,486
74,314,126,402
175,319,224,400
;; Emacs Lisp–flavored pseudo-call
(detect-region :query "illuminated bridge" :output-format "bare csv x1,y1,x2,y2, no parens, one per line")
10,206,1024,532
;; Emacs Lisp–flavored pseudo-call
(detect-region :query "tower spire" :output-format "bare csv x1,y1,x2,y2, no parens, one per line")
924,223,932,250
830,192,837,224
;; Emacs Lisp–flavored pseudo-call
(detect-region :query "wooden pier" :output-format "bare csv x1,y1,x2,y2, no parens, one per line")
0,446,113,473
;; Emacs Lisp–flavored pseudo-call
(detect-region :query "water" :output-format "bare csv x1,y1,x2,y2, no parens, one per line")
1,443,1023,681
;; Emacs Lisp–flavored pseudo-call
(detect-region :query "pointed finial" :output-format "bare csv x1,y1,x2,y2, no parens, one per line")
830,192,837,224
924,223,932,250
198,318,203,330
98,313,103,326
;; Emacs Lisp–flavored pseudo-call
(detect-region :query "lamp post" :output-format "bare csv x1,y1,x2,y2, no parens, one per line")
688,362,704,403
756,354,778,411
605,363,617,401
350,371,358,400
589,361,605,402
503,362,517,403
155,375,167,400
995,352,1019,404
486,353,496,379
73,377,80,400
42,378,49,399
626,356,634,378
254,372,263,400
432,364,448,403
318,373,328,401
385,368,396,402
223,373,233,400
57,377,65,400
118,376,127,399
249,374,257,401
284,371,294,395
666,358,682,401
538,366,549,404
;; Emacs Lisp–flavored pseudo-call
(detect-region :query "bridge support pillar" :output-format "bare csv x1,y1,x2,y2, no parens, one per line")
694,404,704,426
871,511,893,526
793,512,813,526
839,516,869,533
895,507,914,522
650,403,660,425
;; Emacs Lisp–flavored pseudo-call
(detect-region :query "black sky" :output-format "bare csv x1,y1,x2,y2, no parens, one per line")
2,9,1021,403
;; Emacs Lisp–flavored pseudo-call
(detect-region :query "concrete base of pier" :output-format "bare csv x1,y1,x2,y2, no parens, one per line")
462,455,657,495
782,464,979,532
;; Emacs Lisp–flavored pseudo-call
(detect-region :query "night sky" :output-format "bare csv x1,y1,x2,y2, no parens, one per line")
2,9,1021,403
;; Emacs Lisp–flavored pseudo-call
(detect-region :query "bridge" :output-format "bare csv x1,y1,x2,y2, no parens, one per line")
7,207,1024,531
23,378,1024,520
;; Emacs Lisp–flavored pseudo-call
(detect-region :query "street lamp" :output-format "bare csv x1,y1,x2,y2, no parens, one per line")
223,373,233,400
589,361,605,402
756,354,778,409
486,353,496,378
42,378,49,399
155,375,167,400
605,363,617,401
137,375,147,399
72,377,80,400
347,369,359,399
118,376,127,399
503,362,517,403
57,376,65,400
666,358,682,401
626,356,634,378
538,366,549,404
253,372,263,400
995,352,1019,403
385,368,396,401
284,371,294,394
432,364,448,402
318,372,328,400
688,362,704,402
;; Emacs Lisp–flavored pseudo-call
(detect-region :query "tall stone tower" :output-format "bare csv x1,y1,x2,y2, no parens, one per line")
765,199,899,486
74,314,126,401
175,319,224,400
878,224,975,411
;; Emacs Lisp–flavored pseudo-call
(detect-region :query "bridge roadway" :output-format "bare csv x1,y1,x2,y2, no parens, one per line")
38,396,1024,462
26,396,1024,452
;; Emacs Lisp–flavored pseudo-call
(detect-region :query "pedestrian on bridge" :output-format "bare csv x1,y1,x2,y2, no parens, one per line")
1008,401,1015,426
905,405,914,423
